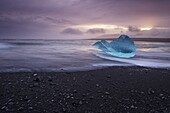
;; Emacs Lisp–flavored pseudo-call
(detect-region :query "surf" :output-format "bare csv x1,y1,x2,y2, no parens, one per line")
94,51,170,68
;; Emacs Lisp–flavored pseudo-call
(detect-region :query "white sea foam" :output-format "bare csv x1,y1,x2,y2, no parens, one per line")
0,42,14,49
94,52,170,68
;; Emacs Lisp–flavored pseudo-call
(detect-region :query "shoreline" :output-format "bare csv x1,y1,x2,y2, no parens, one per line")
0,66,170,113
0,65,169,73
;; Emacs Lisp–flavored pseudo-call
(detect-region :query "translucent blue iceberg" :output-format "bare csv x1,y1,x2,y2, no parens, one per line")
93,35,136,58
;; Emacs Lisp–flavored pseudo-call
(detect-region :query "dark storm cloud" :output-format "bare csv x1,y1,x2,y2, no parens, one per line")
0,0,77,38
0,0,170,39
71,0,170,26
86,28,106,34
44,17,73,25
61,28,83,35
0,13,73,26
128,26,141,32
98,28,170,38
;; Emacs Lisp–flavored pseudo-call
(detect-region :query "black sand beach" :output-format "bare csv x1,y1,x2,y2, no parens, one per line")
0,66,170,113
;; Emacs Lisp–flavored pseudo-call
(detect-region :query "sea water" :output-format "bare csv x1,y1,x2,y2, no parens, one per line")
0,39,170,72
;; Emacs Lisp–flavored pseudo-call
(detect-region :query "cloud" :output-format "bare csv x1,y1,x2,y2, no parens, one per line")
0,0,170,39
0,13,75,38
96,34,120,39
0,13,73,26
86,28,106,34
44,17,73,25
128,26,141,32
72,0,170,27
126,28,170,38
96,28,170,39
61,28,83,35
142,28,170,37
1,0,170,26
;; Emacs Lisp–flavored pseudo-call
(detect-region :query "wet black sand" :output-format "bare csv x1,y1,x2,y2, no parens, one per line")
0,66,170,113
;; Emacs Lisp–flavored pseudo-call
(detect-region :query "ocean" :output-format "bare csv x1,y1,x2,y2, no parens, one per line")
0,39,170,72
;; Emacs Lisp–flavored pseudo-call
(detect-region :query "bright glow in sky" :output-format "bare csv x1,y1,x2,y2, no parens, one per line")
140,27,152,31
72,24,127,30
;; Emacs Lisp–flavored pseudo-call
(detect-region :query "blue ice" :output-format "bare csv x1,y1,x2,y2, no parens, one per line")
93,35,136,58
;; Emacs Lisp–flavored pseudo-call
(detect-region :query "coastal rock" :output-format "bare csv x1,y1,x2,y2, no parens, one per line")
96,84,99,87
33,77,40,82
28,107,33,110
73,90,77,93
148,88,155,95
106,75,111,78
93,35,136,58
79,101,83,105
105,92,110,95
33,73,38,77
1,106,8,111
18,107,24,111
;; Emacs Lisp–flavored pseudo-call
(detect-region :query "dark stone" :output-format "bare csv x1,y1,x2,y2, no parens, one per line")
33,77,40,82
107,75,111,78
18,107,24,111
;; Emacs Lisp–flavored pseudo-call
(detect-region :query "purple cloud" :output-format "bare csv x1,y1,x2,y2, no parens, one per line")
128,26,141,32
0,0,170,39
86,28,106,34
61,28,83,35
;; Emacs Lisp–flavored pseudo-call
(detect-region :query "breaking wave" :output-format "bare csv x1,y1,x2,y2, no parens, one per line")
94,52,170,68
0,42,14,49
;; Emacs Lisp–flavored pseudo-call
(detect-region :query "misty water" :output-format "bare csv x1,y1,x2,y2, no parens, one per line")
0,39,170,72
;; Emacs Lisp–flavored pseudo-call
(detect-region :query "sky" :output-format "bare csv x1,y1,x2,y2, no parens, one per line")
0,0,170,39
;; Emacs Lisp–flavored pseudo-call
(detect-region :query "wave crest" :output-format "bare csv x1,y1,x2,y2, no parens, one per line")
94,52,170,68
